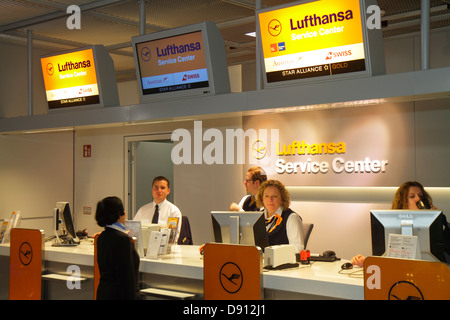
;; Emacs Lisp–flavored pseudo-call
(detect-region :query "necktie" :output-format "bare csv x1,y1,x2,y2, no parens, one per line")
152,204,159,223
266,214,282,233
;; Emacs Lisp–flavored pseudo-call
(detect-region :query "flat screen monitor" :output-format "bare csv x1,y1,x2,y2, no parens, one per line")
132,21,230,102
53,202,79,246
40,45,119,111
370,210,447,263
211,211,268,251
256,0,385,87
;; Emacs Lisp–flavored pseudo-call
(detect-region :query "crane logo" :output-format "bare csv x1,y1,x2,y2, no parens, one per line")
268,19,282,36
19,242,33,266
219,262,243,294
252,139,267,160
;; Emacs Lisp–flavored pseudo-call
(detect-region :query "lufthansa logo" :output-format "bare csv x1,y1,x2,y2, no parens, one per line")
388,281,424,300
46,63,54,76
268,19,282,36
251,139,267,160
19,242,33,266
219,262,243,294
141,46,151,62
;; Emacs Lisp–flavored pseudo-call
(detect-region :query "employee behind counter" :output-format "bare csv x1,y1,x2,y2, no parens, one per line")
257,179,305,253
351,181,450,266
133,176,182,243
229,166,267,212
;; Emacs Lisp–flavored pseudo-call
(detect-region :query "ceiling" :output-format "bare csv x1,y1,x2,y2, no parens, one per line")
0,0,449,82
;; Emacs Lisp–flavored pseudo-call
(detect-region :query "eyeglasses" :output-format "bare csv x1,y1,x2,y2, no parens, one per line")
244,179,254,183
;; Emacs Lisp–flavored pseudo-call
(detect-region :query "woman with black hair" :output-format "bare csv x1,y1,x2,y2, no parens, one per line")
95,196,140,300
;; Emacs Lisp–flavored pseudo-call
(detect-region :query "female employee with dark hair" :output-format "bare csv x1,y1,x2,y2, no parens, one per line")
95,196,140,300
351,181,450,266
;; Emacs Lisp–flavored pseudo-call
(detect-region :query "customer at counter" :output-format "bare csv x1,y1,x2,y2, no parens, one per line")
133,176,182,242
229,166,267,212
95,196,140,300
256,179,304,252
351,181,450,266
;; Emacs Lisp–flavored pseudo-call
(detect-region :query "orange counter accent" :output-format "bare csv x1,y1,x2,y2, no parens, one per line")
9,228,44,300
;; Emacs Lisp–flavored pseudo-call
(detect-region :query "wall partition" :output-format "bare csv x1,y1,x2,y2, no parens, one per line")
0,131,74,236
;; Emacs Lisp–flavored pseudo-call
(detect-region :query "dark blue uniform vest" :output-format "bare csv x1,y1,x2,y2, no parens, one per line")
242,195,259,211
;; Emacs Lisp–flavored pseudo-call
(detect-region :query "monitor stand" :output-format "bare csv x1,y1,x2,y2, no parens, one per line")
229,215,240,244
52,232,79,247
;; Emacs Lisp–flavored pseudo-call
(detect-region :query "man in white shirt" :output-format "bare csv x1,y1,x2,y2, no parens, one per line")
133,176,182,242
229,166,267,212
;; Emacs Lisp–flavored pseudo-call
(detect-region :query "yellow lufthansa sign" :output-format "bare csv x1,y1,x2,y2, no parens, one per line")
41,48,100,109
258,0,366,82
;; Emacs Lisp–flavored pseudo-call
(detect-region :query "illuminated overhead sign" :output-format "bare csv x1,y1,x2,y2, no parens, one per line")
40,45,119,111
135,31,208,95
132,21,230,103
257,0,385,85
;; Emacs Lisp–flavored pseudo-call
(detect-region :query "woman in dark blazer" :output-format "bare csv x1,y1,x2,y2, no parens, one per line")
95,196,140,300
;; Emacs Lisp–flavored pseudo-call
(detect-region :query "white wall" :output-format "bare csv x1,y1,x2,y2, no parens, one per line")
74,126,125,235
73,117,244,245
0,132,73,234
0,42,49,118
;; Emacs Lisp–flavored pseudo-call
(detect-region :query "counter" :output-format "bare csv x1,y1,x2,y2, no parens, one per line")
0,241,364,300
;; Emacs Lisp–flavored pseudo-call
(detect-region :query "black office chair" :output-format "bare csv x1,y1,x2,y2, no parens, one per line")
178,216,193,245
302,223,314,249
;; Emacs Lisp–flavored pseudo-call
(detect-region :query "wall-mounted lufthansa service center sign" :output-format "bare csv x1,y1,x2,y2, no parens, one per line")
257,0,385,86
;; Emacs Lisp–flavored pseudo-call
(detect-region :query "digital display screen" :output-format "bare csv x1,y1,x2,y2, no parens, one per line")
135,31,209,95
40,48,100,110
258,0,366,83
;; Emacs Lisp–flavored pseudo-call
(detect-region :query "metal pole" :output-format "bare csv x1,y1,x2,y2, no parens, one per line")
27,29,33,116
139,0,146,35
255,0,262,90
421,0,430,70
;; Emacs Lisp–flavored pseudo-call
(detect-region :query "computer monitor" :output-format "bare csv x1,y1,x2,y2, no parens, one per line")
256,0,385,88
132,21,230,103
211,211,268,251
370,210,447,262
53,202,79,246
40,45,119,111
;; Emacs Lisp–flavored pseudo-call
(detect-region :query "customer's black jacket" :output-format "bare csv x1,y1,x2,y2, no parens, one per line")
96,227,140,300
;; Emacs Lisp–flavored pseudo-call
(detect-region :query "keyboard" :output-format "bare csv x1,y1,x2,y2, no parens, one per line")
309,255,340,262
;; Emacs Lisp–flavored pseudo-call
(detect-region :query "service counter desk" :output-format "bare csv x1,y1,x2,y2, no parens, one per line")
0,241,364,300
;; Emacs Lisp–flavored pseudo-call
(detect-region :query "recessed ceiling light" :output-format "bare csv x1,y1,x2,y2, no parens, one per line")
245,32,256,37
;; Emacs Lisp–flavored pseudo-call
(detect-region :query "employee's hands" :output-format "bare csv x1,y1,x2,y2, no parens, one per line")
351,254,366,267
229,202,240,211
